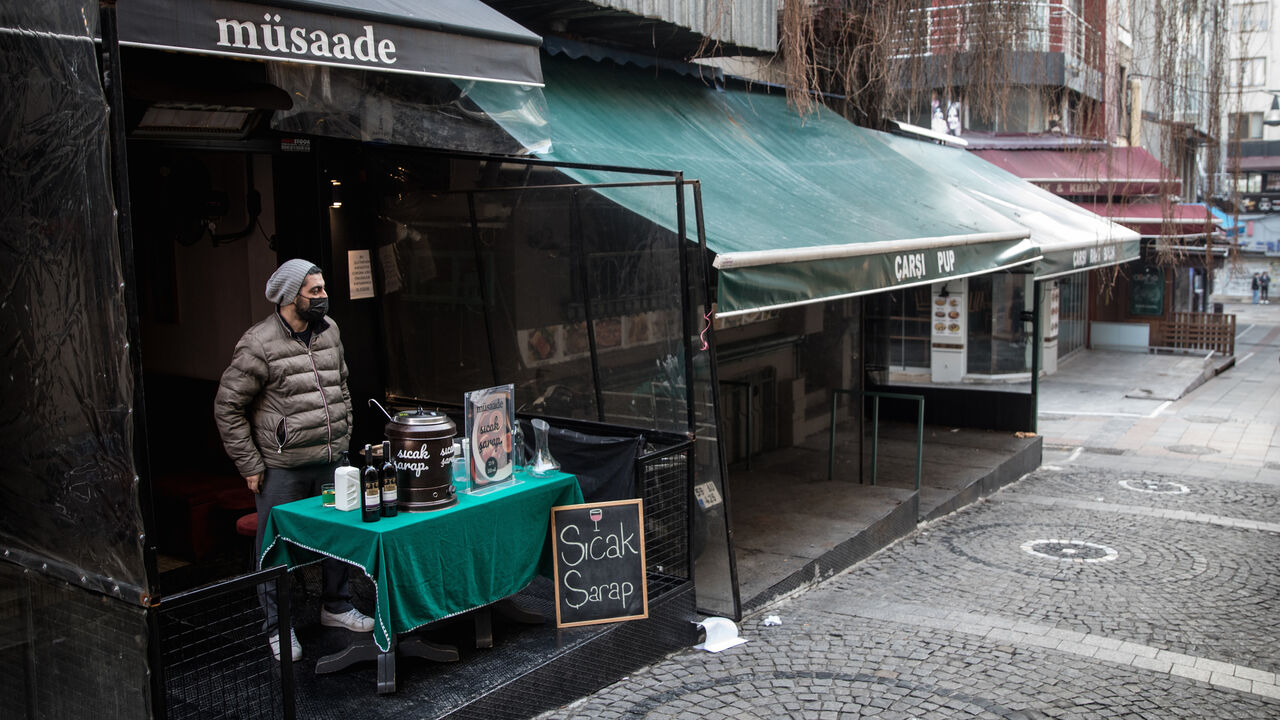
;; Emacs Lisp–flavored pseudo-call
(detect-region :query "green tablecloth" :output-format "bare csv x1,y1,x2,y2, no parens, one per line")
260,470,582,652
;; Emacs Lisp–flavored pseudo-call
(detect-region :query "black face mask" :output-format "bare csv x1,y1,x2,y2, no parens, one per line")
297,295,329,321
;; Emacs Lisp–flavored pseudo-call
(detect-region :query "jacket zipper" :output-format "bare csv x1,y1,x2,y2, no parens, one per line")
304,334,335,463
275,417,287,454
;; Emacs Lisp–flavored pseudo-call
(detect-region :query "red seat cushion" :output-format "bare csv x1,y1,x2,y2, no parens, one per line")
235,512,258,537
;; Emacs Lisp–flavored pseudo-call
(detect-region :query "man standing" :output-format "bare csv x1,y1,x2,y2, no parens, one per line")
1252,272,1260,304
215,259,373,661
1262,271,1271,304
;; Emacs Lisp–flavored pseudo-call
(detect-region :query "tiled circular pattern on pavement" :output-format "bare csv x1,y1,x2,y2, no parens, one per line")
827,501,1280,672
1002,468,1280,521
1021,539,1118,563
1118,478,1190,494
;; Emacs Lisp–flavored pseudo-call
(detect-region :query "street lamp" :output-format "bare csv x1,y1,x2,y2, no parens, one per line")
1265,93,1280,127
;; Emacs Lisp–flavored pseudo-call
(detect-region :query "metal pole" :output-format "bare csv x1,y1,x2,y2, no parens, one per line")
915,398,925,491
692,181,741,622
827,391,837,482
467,192,500,385
676,176,696,434
871,395,881,486
1031,280,1042,434
568,189,606,422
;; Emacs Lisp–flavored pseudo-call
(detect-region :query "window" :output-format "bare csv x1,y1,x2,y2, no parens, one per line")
1230,112,1264,139
1266,174,1280,192
1233,2,1269,31
1231,57,1266,87
966,274,1031,376
1238,172,1264,194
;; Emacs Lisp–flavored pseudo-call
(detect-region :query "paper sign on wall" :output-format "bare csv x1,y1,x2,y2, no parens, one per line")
378,243,402,294
348,249,375,300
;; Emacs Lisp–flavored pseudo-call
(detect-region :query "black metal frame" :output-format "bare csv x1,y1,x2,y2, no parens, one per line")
92,13,745,709
153,565,295,720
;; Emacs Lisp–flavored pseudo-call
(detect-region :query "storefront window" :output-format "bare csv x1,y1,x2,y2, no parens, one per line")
1237,173,1264,194
967,274,1031,375
865,287,932,370
1057,274,1088,358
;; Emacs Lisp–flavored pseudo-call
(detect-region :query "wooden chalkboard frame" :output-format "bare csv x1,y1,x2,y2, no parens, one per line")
550,499,649,628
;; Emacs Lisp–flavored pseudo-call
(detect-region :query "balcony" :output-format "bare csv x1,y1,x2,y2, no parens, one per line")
889,1,1105,97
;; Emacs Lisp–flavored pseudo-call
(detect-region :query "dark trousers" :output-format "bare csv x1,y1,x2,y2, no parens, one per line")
255,462,354,634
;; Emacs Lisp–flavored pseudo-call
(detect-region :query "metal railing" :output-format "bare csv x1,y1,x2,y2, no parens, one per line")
827,389,925,491
155,566,294,720
890,1,1103,71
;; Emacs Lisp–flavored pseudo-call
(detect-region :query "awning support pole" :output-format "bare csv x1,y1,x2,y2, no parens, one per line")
569,189,606,422
691,181,742,622
1031,281,1042,433
466,192,500,384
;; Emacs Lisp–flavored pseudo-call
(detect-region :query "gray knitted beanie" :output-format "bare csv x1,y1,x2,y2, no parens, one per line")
265,259,321,305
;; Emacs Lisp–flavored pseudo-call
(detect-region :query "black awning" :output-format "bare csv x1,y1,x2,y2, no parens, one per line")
118,0,544,86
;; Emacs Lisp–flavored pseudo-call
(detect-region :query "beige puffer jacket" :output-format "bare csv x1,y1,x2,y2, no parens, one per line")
214,313,352,477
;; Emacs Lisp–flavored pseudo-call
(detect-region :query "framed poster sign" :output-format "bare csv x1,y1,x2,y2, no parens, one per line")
1129,265,1165,317
550,499,648,628
464,384,515,493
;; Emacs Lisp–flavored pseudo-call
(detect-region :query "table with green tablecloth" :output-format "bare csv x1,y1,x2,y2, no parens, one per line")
260,469,582,656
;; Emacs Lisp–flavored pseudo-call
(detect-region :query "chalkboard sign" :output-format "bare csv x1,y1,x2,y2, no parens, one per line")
550,499,648,628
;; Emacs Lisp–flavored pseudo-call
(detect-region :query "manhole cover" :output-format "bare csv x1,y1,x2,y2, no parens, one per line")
1183,415,1227,424
1021,539,1118,563
1168,445,1219,455
1119,479,1190,494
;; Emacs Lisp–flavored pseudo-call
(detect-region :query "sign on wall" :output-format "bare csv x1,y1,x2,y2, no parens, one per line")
1129,265,1165,316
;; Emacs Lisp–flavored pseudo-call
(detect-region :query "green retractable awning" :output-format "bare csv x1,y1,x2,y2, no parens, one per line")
472,56,1038,316
880,130,1141,281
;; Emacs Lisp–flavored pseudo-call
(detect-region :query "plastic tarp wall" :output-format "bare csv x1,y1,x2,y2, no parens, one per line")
0,4,146,601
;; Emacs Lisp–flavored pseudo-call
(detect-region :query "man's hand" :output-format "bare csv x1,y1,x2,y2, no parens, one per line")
246,473,263,494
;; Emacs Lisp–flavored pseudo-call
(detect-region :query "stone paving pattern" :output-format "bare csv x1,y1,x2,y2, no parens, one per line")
535,302,1280,719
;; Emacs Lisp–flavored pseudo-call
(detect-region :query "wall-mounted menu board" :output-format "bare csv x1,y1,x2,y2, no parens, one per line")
550,499,648,628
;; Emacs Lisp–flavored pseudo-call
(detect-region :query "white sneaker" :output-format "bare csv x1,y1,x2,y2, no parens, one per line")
268,629,302,661
320,607,374,633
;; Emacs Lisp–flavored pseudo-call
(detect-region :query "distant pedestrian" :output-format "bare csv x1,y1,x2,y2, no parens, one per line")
1262,272,1271,304
1252,272,1260,304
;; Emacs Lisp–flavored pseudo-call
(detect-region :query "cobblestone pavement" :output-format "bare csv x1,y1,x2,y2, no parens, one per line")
536,307,1280,719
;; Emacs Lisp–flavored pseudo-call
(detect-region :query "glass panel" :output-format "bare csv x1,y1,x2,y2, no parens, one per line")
967,276,993,374
968,274,1030,374
1058,274,1087,357
865,288,931,370
991,275,1031,374
365,151,688,430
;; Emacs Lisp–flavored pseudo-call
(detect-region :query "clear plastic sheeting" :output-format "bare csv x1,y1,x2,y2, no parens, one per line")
366,152,686,430
0,4,145,600
268,62,551,155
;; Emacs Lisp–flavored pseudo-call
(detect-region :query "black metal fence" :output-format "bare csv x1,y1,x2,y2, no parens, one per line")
155,566,294,720
636,439,694,600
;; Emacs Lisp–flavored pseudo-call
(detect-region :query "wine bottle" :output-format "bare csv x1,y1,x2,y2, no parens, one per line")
361,444,381,523
380,440,398,517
